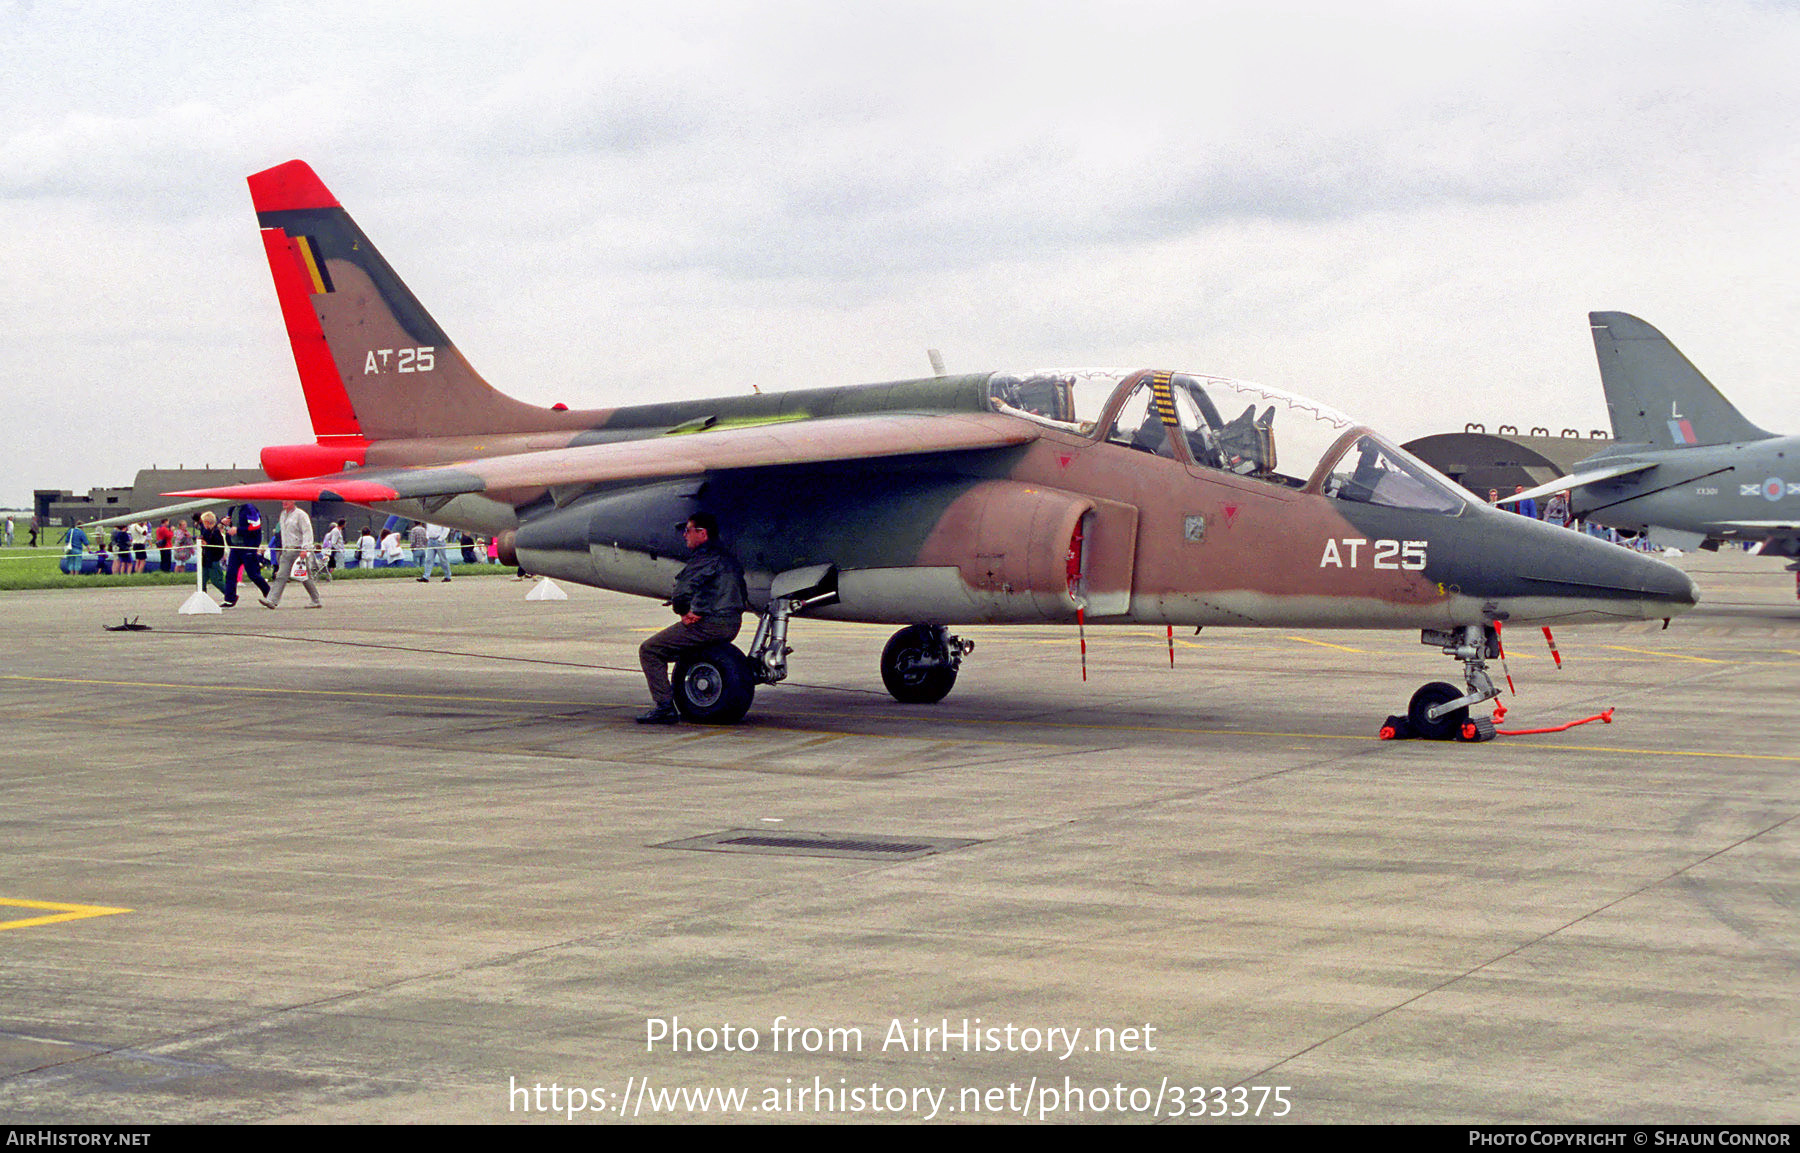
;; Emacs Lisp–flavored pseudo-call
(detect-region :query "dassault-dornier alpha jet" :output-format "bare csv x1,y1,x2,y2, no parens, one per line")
1507,312,1800,567
173,161,1697,736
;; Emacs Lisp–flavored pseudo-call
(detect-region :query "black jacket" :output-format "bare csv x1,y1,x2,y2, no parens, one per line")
670,542,748,619
198,524,226,567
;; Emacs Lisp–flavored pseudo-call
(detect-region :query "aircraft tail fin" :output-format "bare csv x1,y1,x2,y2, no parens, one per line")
249,160,594,445
1588,311,1772,448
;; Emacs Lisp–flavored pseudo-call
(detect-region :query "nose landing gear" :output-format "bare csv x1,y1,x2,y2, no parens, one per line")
1388,624,1501,741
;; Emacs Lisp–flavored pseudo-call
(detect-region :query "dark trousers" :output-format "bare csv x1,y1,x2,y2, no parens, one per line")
639,615,743,706
224,550,270,602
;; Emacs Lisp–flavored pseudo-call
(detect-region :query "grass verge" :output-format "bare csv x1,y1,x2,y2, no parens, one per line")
0,550,513,592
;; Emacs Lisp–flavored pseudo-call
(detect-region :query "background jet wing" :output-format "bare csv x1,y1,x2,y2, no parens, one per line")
167,411,1038,505
1497,459,1657,507
84,497,239,529
167,471,474,504
1745,530,1800,560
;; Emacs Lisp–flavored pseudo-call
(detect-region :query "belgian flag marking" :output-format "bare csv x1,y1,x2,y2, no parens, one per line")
294,235,333,295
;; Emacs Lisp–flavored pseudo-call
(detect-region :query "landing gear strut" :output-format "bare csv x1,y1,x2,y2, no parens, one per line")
1404,624,1502,740
744,564,840,686
736,565,979,712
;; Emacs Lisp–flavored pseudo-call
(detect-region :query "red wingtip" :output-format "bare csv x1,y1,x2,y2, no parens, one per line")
248,160,341,213
166,479,400,504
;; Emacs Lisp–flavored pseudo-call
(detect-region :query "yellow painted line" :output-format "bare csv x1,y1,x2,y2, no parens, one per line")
0,675,1045,750
0,673,1362,747
0,674,593,708
788,708,1380,743
1602,645,1728,664
1474,741,1800,763
1286,635,1366,653
0,898,132,932
7,677,1793,763
681,723,1058,752
784,709,1800,760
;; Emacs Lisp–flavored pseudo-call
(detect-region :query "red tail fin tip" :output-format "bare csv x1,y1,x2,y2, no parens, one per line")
248,160,341,214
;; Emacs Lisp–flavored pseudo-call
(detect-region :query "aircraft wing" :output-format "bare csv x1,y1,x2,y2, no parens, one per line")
1496,459,1657,507
166,412,1039,505
84,498,239,530
1715,522,1800,543
1745,529,1800,562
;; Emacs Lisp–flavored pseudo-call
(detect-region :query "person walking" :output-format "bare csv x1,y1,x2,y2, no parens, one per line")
222,506,272,608
261,501,323,609
417,521,454,582
196,512,227,599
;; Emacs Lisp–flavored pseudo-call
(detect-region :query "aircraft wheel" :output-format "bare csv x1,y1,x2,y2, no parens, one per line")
881,625,958,704
1408,681,1467,741
673,643,756,724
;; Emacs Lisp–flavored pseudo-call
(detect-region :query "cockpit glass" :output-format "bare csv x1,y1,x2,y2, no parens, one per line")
993,368,1353,485
1323,435,1466,514
1103,383,1179,458
987,369,1128,432
988,369,1361,490
1168,375,1356,488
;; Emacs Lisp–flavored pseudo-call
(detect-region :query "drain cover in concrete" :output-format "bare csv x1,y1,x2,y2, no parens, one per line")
655,828,982,861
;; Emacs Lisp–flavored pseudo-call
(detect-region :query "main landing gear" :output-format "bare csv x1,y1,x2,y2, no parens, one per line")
673,565,980,722
672,565,841,725
1396,624,1502,741
879,625,975,704
672,644,757,725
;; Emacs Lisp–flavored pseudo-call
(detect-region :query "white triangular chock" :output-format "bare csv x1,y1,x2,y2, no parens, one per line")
525,577,568,601
178,589,223,615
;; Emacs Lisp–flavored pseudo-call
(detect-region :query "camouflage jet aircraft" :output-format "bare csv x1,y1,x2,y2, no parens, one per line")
174,161,1698,736
1506,312,1800,564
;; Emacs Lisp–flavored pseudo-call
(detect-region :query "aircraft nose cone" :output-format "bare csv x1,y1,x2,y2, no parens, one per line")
1640,554,1700,611
1515,526,1699,616
1440,507,1700,622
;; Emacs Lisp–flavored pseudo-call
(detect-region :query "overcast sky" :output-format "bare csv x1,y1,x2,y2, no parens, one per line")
3,0,1797,508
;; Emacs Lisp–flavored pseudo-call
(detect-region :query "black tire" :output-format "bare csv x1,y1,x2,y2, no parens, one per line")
673,643,756,724
880,625,958,704
1408,681,1468,741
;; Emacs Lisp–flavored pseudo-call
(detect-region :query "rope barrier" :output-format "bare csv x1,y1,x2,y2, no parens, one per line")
1,545,500,571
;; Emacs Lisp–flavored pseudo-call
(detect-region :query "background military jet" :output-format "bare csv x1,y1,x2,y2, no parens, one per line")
1506,312,1800,563
173,161,1696,736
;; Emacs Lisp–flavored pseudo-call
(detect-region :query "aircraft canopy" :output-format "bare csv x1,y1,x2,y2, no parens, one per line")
989,369,1357,490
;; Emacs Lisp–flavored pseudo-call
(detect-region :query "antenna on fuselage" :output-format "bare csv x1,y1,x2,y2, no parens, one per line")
927,349,947,377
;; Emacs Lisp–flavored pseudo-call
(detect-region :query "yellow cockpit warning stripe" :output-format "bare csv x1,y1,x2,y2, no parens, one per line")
1150,370,1179,427
294,235,330,294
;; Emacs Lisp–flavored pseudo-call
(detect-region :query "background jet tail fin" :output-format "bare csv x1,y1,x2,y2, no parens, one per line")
1588,311,1773,449
249,160,600,443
